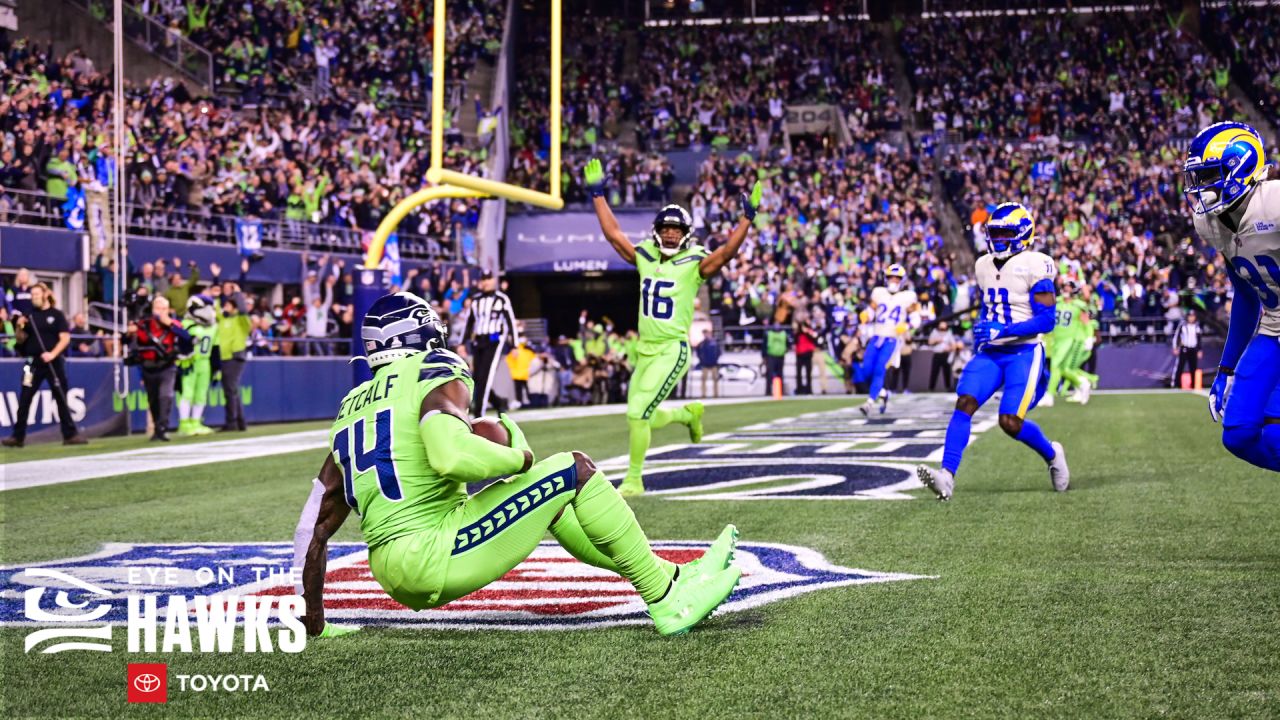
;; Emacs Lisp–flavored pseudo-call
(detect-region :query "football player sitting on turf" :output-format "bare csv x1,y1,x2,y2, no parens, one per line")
1187,121,1280,472
296,293,742,637
917,203,1070,500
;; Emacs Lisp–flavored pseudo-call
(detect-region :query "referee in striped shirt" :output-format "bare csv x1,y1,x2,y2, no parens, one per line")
464,269,520,416
1171,310,1203,388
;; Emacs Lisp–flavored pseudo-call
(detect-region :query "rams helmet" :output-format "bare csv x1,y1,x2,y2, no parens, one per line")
361,292,448,369
885,263,907,293
1184,121,1267,216
984,203,1035,259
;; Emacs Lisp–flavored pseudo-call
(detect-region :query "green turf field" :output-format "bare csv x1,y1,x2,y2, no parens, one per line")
3,394,1278,718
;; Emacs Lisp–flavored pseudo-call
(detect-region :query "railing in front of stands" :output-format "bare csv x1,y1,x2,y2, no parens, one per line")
0,186,457,261
67,0,215,89
0,334,352,358
719,314,1218,351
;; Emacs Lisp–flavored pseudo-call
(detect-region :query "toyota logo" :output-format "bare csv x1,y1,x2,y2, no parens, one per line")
133,674,161,693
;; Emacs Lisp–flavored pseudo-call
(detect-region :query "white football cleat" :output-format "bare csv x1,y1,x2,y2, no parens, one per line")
1067,388,1084,403
1048,441,1069,492
858,400,874,418
878,389,891,414
1078,379,1092,405
916,465,954,501
1040,393,1055,408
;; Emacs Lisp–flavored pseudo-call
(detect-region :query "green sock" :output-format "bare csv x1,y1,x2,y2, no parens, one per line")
550,506,677,580
571,472,671,604
649,405,691,430
625,418,650,483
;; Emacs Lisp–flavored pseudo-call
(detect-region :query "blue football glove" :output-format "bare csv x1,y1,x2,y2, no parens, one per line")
583,158,606,199
740,181,763,221
1208,367,1234,423
971,321,1004,353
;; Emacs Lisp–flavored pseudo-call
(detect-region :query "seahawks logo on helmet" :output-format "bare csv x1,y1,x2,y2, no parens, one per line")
984,203,1035,259
361,293,448,369
185,294,217,327
651,205,694,258
1184,121,1267,216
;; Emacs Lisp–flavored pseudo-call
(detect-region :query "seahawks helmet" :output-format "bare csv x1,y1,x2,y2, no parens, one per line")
1184,121,1267,216
984,202,1036,259
885,263,907,293
651,204,694,258
361,292,448,369
185,294,217,327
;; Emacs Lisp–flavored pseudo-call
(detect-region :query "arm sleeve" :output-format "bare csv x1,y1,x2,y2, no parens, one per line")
420,411,527,482
1221,268,1261,371
1000,295,1057,338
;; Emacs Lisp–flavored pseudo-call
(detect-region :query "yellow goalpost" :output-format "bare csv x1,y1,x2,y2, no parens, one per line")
363,0,563,269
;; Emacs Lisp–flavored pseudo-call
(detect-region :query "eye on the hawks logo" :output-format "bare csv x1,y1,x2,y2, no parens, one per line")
0,542,932,631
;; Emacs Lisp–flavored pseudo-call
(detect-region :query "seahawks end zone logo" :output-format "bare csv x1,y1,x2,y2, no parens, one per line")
602,398,995,500
0,542,931,632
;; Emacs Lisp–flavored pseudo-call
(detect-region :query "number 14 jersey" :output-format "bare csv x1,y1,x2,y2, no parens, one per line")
1194,180,1280,337
974,250,1057,348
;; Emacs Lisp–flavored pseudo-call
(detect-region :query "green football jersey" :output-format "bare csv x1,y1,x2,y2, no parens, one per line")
1053,298,1089,339
634,238,707,352
328,349,474,548
184,323,218,362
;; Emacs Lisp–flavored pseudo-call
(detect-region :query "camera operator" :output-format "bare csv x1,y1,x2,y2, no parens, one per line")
127,296,192,441
3,283,88,447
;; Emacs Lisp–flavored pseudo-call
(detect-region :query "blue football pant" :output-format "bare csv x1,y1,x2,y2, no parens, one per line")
857,337,897,400
1221,334,1280,472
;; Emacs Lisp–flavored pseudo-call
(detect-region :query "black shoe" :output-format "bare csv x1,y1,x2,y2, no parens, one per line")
2,437,24,448
63,435,89,446
150,433,171,442
217,425,237,433
237,423,247,431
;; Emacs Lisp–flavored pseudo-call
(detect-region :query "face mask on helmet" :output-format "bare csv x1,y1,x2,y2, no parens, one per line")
985,224,1028,259
652,205,693,258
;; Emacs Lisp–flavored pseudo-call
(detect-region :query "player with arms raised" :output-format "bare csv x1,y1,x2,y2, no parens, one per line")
584,158,762,496
856,264,917,416
296,293,742,637
1186,121,1280,471
917,203,1070,500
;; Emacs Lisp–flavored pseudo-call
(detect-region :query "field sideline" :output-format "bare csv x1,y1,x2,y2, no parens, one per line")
2,393,1278,718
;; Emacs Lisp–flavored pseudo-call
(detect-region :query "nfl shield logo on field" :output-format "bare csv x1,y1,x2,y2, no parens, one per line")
0,542,932,632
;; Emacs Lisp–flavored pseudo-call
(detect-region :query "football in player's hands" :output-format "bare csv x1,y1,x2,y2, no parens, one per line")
472,418,511,446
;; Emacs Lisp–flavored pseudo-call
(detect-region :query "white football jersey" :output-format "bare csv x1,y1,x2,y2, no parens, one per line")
1194,180,1280,337
867,286,918,338
974,250,1057,346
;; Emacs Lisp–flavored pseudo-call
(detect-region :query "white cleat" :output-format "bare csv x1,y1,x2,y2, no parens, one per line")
858,400,874,418
1039,393,1055,408
1067,389,1084,403
1078,379,1092,405
1048,441,1069,492
878,389,891,414
916,465,954,501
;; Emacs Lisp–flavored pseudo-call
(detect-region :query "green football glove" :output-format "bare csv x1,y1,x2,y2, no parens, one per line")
740,180,763,221
498,413,532,455
583,158,606,198
318,622,361,639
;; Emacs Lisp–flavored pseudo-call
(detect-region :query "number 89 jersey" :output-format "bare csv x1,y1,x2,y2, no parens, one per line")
1194,180,1280,337
974,250,1057,347
634,238,708,352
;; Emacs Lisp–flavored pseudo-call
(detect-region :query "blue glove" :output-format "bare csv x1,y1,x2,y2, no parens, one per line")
971,321,1004,353
740,181,763,221
1208,367,1234,423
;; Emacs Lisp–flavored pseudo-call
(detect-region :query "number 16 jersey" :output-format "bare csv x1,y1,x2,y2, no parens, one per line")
974,250,1057,348
1194,180,1280,337
633,238,708,354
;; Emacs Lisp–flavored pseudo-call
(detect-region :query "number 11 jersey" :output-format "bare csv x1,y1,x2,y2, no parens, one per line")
974,250,1057,348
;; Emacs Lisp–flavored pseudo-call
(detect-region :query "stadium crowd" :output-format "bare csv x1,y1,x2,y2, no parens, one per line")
0,33,485,258
1203,4,1280,132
